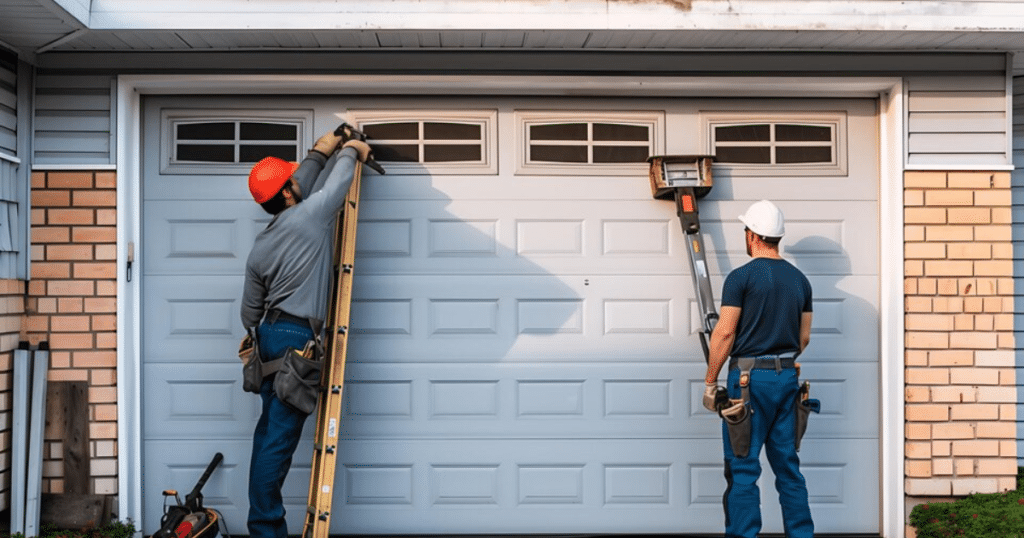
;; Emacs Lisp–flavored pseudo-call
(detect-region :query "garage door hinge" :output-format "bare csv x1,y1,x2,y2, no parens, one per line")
126,242,134,282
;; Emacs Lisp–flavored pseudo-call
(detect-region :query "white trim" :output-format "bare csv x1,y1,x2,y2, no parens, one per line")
116,74,905,537
1006,53,1015,170
32,164,118,171
905,164,1016,171
115,78,143,535
0,151,21,164
879,80,906,538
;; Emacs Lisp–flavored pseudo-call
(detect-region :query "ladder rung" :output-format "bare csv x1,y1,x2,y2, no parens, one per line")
337,326,347,335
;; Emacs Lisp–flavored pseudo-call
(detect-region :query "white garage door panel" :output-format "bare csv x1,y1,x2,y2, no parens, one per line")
143,363,258,439
143,275,244,363
143,201,268,275
355,200,876,278
140,96,880,535
339,361,877,440
347,274,876,363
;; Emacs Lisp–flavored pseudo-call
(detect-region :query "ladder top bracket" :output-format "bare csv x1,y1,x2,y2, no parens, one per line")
647,155,715,201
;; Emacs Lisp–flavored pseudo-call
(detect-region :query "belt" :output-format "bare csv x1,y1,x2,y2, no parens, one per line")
729,354,798,372
266,309,309,326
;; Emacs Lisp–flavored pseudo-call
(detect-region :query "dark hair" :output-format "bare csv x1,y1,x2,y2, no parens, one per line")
259,180,291,215
761,235,781,245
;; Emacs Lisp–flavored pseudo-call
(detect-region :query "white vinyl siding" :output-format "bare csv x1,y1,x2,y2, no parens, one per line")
907,75,1009,168
32,73,115,167
0,50,29,280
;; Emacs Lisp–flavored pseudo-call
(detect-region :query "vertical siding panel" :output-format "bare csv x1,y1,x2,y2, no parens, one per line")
32,73,115,166
907,75,1009,167
1013,76,1024,465
0,48,16,157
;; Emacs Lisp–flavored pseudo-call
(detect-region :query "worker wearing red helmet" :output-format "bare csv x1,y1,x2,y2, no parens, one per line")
240,129,371,538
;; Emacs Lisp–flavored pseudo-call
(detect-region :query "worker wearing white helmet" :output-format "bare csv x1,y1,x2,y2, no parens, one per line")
702,200,815,538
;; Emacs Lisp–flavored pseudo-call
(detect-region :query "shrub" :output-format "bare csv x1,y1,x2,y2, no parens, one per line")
909,467,1024,538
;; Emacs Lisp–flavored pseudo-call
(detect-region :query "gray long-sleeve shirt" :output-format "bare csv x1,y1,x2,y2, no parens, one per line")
240,147,359,328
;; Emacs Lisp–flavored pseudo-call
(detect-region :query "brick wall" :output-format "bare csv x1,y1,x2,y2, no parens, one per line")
27,170,118,496
0,278,26,512
904,171,1019,501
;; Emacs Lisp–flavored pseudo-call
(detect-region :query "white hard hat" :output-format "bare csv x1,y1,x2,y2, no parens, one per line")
738,200,785,238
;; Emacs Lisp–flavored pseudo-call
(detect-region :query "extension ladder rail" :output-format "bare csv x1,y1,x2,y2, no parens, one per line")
301,160,363,538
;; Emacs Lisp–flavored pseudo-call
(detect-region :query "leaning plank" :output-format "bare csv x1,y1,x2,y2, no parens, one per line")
25,343,50,538
45,381,90,494
40,494,110,530
10,342,31,535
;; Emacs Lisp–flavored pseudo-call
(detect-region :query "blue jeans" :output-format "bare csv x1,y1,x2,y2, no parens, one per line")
248,319,313,538
722,367,814,538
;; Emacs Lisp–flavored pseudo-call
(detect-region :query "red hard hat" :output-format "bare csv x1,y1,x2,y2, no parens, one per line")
248,157,299,204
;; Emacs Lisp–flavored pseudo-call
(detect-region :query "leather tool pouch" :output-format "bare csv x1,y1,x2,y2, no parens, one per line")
273,344,323,415
794,382,821,452
721,399,752,458
240,328,266,394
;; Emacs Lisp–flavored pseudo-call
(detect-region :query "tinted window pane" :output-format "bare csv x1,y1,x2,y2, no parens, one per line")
530,144,587,163
531,123,587,141
593,145,650,163
177,122,235,140
240,145,297,163
363,123,419,140
776,146,833,164
776,124,832,142
424,144,482,162
424,122,481,140
593,123,648,142
374,144,420,162
240,122,298,141
176,144,234,162
714,146,771,164
715,125,770,142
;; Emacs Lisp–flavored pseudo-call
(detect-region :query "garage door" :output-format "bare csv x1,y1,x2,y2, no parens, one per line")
140,95,879,535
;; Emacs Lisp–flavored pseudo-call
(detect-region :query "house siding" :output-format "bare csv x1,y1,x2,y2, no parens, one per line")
1012,76,1024,467
907,75,1010,167
27,170,118,496
32,74,115,168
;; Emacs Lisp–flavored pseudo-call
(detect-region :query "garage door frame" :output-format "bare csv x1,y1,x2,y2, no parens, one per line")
114,74,906,537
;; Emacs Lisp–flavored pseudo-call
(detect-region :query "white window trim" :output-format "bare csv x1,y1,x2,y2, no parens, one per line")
159,109,314,175
348,109,498,175
515,111,664,176
117,75,905,538
701,111,848,176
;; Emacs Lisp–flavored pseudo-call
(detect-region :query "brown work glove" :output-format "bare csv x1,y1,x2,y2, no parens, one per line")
343,139,372,163
312,131,345,156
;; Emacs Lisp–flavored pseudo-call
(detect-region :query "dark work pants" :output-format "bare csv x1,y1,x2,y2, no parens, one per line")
248,319,313,538
722,367,814,538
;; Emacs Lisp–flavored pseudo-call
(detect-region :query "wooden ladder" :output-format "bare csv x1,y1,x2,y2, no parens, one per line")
301,161,363,538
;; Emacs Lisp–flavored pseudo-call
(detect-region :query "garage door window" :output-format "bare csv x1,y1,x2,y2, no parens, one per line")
352,111,497,174
705,113,847,176
160,110,312,175
516,112,663,175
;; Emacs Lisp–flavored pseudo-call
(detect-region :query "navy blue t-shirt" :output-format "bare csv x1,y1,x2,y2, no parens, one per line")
720,258,813,358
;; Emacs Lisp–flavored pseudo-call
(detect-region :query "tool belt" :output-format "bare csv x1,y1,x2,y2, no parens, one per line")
720,357,755,458
728,352,798,373
241,310,326,415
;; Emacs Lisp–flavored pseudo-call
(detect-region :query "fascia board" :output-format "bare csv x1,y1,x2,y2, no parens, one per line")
87,0,1024,32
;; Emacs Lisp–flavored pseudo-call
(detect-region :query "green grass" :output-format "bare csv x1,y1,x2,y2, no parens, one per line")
909,467,1024,538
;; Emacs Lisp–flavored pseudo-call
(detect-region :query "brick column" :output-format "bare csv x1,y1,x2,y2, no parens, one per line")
0,278,27,511
904,171,1018,499
28,170,118,496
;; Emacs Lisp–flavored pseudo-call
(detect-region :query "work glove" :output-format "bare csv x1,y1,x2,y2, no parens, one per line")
343,139,372,163
702,383,727,412
312,131,345,156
